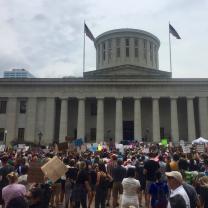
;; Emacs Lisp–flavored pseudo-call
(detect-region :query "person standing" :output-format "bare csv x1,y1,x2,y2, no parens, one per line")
2,172,26,208
143,153,160,208
121,168,140,208
95,162,112,208
165,171,190,208
112,159,126,208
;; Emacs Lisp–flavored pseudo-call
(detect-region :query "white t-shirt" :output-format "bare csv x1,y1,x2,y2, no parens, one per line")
121,177,140,207
167,185,190,208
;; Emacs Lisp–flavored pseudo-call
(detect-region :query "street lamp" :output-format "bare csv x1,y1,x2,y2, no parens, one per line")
4,130,7,145
38,131,43,146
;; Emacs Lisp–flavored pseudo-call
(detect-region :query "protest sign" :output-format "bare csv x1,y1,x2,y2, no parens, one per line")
74,138,83,147
161,138,168,146
180,140,185,146
18,144,26,149
182,145,191,154
57,142,68,152
0,145,5,152
196,144,205,153
81,144,87,152
41,156,68,183
28,162,45,183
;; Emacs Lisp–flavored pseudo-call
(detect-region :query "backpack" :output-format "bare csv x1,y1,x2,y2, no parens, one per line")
99,173,110,190
155,182,168,208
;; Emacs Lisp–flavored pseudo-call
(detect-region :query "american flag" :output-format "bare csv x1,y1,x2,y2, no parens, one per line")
169,24,181,39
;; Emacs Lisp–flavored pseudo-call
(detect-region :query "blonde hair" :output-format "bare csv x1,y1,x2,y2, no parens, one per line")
7,172,18,184
198,176,208,187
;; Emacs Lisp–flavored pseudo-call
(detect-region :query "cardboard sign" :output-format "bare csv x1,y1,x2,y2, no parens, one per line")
182,145,191,154
0,145,5,152
18,144,26,149
81,144,87,152
196,144,205,153
58,142,68,152
28,162,45,183
41,156,68,183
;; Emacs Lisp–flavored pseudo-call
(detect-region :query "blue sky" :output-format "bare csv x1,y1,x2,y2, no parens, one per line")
0,0,207,78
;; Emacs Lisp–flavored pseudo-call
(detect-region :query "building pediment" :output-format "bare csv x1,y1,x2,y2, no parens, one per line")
84,65,171,79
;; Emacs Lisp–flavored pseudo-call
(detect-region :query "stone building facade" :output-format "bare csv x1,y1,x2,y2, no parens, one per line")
0,28,208,145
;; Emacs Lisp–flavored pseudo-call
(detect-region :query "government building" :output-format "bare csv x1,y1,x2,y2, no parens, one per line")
0,28,208,145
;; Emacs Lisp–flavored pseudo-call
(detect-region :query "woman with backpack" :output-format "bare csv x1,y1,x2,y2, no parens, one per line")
95,162,112,208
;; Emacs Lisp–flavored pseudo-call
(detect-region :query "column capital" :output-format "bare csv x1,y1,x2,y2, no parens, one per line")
77,96,85,100
96,96,105,100
134,96,142,100
152,96,160,100
115,96,123,100
60,97,68,100
170,96,178,100
186,96,195,100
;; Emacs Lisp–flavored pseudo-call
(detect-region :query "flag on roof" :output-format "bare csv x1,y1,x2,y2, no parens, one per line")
169,24,181,39
84,23,95,41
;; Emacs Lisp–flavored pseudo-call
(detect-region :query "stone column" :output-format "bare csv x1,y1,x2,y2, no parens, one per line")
115,97,123,143
152,97,160,142
199,97,208,138
187,97,196,142
134,97,142,140
25,97,37,143
59,98,68,142
96,98,104,143
170,97,179,143
6,97,17,144
45,97,55,144
77,98,85,140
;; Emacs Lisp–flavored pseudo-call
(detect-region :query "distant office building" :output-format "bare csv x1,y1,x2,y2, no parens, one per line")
4,69,35,78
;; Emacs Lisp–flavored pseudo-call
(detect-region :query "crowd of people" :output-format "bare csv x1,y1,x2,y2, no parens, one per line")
0,141,208,208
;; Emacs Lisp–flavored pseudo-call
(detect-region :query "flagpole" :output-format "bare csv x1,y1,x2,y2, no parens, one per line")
83,20,86,77
169,22,172,73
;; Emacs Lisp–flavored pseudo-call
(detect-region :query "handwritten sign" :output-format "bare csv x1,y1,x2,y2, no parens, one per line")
41,156,68,183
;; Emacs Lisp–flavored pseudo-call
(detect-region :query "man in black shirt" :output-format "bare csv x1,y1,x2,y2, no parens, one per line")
143,153,159,208
112,159,126,207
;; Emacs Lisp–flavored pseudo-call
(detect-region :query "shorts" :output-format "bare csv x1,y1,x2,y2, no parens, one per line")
112,181,123,197
91,184,96,192
145,180,154,194
52,183,62,195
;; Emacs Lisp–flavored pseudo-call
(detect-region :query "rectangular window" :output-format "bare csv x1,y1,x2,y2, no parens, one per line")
108,39,112,61
135,48,138,57
125,38,129,46
116,48,120,58
0,101,7,114
150,43,153,63
102,42,106,61
126,48,129,57
134,38,139,58
18,128,25,141
134,39,138,47
116,38,120,58
20,100,27,114
125,38,130,57
0,128,5,141
91,103,97,116
143,39,147,60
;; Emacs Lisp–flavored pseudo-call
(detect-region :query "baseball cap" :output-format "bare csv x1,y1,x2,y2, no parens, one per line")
165,171,183,183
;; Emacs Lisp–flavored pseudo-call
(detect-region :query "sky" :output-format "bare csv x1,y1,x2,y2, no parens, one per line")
0,0,208,78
